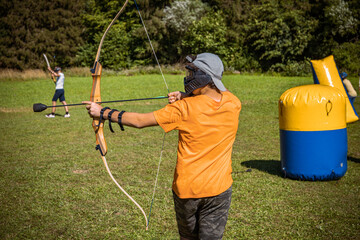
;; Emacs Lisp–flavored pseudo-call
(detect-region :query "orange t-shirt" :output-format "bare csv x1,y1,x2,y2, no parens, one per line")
153,91,241,198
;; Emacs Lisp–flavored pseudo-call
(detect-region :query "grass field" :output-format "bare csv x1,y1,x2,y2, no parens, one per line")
0,74,359,239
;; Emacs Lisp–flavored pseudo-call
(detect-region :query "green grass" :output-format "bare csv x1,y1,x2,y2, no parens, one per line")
0,74,359,239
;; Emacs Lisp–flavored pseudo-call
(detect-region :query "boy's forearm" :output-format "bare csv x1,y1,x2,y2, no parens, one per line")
102,109,158,128
47,68,59,77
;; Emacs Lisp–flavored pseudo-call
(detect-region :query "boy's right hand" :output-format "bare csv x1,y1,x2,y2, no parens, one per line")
168,91,186,104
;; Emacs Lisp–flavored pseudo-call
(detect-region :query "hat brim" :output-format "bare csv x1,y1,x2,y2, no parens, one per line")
212,77,227,91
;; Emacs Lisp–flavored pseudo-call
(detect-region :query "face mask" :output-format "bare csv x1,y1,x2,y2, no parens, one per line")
183,65,212,94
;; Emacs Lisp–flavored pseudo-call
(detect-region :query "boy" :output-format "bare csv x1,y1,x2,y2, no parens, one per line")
85,53,241,239
46,66,70,118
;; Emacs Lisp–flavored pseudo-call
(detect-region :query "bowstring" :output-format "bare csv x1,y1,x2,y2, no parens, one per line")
133,0,170,229
134,0,169,94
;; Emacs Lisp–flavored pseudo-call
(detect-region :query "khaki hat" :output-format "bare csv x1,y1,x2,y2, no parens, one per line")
191,53,226,91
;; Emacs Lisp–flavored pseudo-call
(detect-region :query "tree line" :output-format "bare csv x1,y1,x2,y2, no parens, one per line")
1,0,359,76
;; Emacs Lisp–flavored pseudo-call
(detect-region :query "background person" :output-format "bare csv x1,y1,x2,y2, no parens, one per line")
46,66,70,118
84,53,241,240
340,72,357,104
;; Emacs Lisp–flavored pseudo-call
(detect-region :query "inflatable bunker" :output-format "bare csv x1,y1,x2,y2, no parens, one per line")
279,85,347,180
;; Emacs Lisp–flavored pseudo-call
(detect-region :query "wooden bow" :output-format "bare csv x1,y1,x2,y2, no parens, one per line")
89,0,149,230
43,53,56,83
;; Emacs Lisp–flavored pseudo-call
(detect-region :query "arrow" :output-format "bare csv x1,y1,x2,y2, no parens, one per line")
33,96,168,112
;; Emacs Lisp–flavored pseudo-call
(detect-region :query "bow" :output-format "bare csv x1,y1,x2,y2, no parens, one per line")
90,0,169,230
89,0,150,230
43,53,56,83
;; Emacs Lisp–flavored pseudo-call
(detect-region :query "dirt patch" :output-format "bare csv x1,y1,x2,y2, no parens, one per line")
0,107,32,113
72,169,89,174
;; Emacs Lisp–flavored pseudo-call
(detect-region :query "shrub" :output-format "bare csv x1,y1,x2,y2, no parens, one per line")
181,11,229,57
333,41,360,74
268,59,312,76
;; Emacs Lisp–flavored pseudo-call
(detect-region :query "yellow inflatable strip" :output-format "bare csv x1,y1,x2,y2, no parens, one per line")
310,55,359,123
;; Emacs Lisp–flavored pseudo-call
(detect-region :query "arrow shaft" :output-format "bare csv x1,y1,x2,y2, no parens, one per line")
46,96,167,108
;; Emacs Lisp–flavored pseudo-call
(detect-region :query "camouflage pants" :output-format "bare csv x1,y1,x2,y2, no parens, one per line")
173,186,232,240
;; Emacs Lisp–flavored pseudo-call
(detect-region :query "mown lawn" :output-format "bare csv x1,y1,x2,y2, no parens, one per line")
0,74,359,239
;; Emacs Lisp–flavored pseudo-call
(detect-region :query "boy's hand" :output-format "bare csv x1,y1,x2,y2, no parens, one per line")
83,101,102,119
168,91,186,103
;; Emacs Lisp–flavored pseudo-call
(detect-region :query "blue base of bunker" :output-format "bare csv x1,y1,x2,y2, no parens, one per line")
279,85,348,181
280,129,347,180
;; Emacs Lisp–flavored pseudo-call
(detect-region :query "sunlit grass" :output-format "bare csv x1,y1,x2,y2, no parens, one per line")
0,74,359,239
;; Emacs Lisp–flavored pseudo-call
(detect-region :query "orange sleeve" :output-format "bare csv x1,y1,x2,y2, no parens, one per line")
153,101,186,133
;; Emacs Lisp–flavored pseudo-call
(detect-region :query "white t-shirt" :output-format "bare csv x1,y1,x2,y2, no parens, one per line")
55,73,65,89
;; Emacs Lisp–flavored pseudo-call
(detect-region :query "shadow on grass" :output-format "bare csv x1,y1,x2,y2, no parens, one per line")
239,157,359,178
348,155,360,163
240,160,283,177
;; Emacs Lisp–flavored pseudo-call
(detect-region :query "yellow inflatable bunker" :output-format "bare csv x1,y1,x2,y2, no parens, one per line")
279,85,347,180
310,55,359,123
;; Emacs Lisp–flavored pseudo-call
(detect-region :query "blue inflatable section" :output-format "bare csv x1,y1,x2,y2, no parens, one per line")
280,129,347,180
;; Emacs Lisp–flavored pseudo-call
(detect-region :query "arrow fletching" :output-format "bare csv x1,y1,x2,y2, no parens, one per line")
33,103,48,112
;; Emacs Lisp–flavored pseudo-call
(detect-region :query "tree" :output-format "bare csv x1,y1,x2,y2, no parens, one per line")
181,11,229,60
162,0,209,61
163,0,209,35
129,0,170,65
243,0,317,71
0,0,85,70
75,0,136,69
325,0,359,38
77,0,172,68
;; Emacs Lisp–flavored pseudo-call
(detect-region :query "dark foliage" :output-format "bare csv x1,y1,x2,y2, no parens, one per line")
1,0,359,75
0,0,85,70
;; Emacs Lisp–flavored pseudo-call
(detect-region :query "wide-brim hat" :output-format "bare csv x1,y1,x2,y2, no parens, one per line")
191,53,226,91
